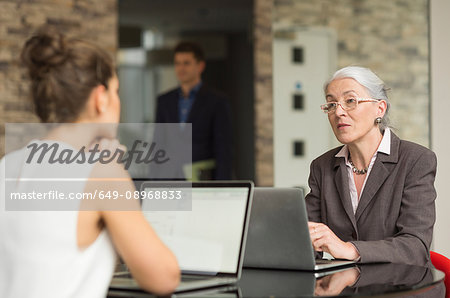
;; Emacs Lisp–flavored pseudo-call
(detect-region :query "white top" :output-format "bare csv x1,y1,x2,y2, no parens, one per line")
335,128,391,214
0,141,116,298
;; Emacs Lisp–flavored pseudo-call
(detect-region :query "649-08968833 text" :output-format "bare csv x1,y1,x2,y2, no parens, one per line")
9,189,183,201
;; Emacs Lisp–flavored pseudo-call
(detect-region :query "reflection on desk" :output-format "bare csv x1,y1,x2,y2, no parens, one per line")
108,263,445,297
238,263,445,297
108,284,239,298
344,262,444,297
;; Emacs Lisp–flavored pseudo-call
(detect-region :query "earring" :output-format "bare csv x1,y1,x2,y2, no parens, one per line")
375,117,382,124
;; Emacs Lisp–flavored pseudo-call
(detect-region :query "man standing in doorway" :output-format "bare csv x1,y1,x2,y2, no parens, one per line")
155,42,232,180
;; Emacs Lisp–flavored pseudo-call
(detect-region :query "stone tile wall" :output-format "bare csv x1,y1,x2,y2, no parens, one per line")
273,0,429,146
0,0,117,157
254,0,429,185
254,0,274,186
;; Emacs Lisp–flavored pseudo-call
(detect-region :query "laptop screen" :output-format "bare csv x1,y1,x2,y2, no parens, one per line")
141,182,251,276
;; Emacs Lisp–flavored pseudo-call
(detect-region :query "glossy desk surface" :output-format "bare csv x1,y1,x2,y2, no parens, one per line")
108,263,445,297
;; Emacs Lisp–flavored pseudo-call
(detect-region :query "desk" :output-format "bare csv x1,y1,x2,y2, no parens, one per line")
108,263,445,297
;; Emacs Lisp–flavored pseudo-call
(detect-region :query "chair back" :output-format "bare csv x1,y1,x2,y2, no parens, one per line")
430,251,450,298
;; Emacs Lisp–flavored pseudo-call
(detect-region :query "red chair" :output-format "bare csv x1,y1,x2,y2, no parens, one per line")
430,251,450,298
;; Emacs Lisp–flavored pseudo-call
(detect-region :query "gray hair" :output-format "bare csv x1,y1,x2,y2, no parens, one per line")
324,66,390,132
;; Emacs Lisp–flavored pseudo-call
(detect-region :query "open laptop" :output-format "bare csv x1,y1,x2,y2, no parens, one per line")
110,181,254,293
243,187,355,271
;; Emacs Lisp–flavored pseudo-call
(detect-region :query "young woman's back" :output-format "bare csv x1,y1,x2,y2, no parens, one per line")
0,26,180,298
0,141,116,298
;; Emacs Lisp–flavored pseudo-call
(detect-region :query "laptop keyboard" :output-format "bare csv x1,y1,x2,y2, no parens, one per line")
114,271,235,285
179,277,236,287
114,272,133,278
315,259,335,265
181,275,213,281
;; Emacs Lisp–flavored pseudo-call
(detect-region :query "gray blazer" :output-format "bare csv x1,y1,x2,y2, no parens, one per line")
305,132,437,266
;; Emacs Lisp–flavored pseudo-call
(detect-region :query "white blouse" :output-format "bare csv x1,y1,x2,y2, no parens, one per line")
0,141,117,298
335,128,391,214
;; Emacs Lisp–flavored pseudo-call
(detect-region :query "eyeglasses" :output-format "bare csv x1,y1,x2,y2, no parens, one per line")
320,98,379,114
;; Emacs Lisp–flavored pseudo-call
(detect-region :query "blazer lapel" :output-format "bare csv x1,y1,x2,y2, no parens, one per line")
187,85,206,123
334,157,358,231
355,133,400,222
168,91,180,122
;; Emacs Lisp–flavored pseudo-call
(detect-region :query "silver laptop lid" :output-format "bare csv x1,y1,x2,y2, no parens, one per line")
243,187,316,270
139,181,253,279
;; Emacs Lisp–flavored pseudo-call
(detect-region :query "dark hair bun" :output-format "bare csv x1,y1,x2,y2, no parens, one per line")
21,26,114,123
21,27,69,79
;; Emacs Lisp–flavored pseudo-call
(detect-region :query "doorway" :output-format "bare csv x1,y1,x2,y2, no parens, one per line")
118,0,255,180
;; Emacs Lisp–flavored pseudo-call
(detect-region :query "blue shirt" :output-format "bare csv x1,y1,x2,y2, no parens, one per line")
178,82,202,123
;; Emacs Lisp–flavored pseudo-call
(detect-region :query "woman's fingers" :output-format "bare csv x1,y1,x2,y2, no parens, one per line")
308,221,359,260
309,223,340,254
308,222,325,239
312,236,330,252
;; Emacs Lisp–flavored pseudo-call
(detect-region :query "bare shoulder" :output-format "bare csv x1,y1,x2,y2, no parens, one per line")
83,160,139,211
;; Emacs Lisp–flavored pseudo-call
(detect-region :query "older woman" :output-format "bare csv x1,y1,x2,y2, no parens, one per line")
306,66,437,267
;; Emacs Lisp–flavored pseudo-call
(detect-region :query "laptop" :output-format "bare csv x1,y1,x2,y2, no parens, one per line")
110,181,254,293
243,187,355,271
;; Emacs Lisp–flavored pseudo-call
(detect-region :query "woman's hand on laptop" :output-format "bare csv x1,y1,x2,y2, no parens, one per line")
308,222,360,261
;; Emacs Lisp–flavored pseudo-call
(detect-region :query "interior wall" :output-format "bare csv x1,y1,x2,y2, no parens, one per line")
254,0,430,184
430,0,450,257
0,0,118,157
273,0,430,147
253,0,274,186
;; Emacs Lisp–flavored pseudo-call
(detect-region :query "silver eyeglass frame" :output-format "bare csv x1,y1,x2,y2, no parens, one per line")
320,98,379,114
